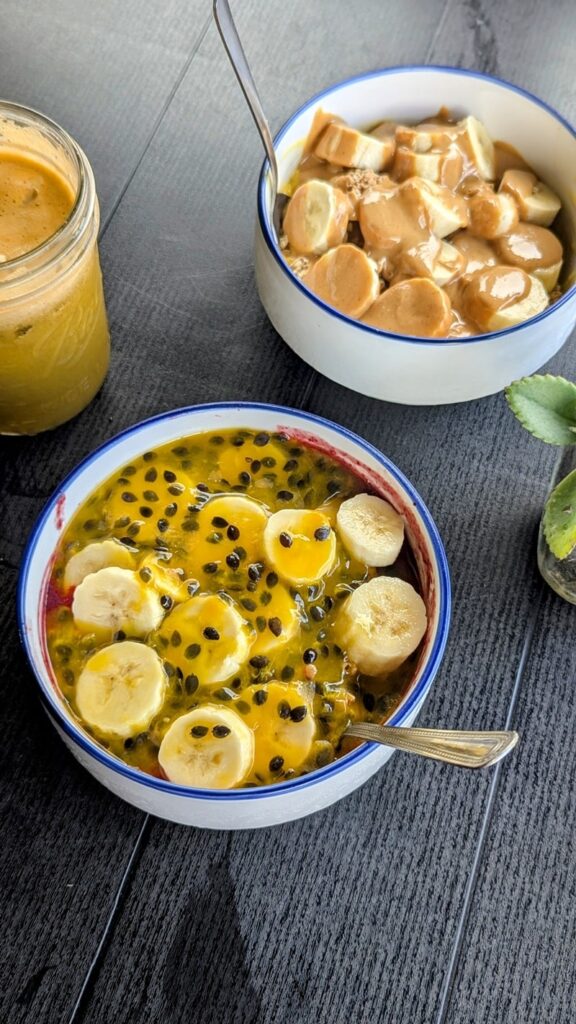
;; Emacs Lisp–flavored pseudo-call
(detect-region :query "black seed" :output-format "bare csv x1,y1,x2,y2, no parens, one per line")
62,669,75,685
289,446,302,456
113,630,126,642
168,483,185,496
203,562,218,574
269,755,284,772
165,503,178,517
363,692,376,712
121,492,137,503
333,644,343,656
314,526,331,541
160,595,173,610
187,580,200,596
212,515,228,528
185,643,201,659
235,546,247,561
324,595,334,611
317,629,327,642
231,676,241,688
139,567,152,582
281,665,295,681
248,563,264,582
327,480,340,495
142,451,156,462
250,655,269,670
279,532,292,548
226,552,241,570
187,504,201,514
218,591,232,604
182,520,199,532
278,700,291,719
232,436,245,447
126,523,140,537
172,445,188,457
191,725,208,737
254,432,270,447
185,674,199,694
207,531,222,544
119,536,135,546
316,748,332,767
164,661,176,678
262,456,276,468
277,490,293,502
139,506,153,518
246,581,257,593
283,459,298,471
203,626,220,640
209,434,224,446
310,606,325,622
164,470,177,482
197,483,209,493
321,643,330,657
157,519,169,533
55,644,72,659
171,630,182,647
227,525,240,541
253,689,268,706
237,700,251,715
241,597,257,612
303,648,317,664
290,705,308,722
239,471,251,486
214,688,234,701
124,737,134,749
113,516,130,529
268,617,282,637
117,477,130,486
213,724,231,737
266,572,278,588
251,459,262,473
143,490,158,502
256,615,267,632
82,518,97,531
260,591,272,606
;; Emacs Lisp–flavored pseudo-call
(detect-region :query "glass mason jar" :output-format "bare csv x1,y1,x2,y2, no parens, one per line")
0,101,110,435
537,446,576,604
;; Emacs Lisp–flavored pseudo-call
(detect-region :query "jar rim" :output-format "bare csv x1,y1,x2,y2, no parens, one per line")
0,99,95,286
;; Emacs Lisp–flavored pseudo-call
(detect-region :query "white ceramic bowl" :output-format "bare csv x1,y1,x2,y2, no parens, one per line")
255,66,576,405
19,403,450,829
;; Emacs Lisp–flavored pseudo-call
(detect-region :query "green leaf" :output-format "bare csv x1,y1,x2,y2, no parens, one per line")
505,375,576,446
543,468,576,559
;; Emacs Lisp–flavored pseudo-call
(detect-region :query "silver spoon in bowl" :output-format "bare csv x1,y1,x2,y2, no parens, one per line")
213,0,290,238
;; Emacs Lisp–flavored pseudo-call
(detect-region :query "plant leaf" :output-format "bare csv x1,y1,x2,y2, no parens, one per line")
543,469,576,559
506,375,576,446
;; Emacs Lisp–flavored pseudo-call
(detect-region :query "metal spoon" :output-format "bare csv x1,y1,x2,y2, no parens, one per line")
213,0,289,237
344,722,519,769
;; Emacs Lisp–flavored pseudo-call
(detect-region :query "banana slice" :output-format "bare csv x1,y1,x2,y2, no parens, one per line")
396,123,457,153
462,266,549,331
158,706,254,788
315,122,395,172
401,178,469,238
393,146,464,188
495,224,563,292
76,640,166,738
241,582,301,656
138,553,191,604
188,494,268,579
499,169,561,227
468,191,518,239
157,593,253,685
263,508,336,586
72,566,165,636
283,180,351,255
64,539,134,589
458,115,495,180
338,576,427,676
451,230,498,274
243,681,316,780
337,494,404,567
362,278,452,338
302,244,380,319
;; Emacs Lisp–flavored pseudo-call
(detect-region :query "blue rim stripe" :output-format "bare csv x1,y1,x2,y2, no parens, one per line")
18,401,451,801
257,64,576,347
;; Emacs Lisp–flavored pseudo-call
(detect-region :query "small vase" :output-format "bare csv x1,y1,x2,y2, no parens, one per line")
537,447,576,605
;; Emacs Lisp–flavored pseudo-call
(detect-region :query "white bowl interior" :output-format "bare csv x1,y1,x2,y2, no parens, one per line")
266,67,576,285
20,405,449,785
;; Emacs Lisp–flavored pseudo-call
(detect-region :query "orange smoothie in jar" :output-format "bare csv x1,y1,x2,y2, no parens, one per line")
0,102,110,435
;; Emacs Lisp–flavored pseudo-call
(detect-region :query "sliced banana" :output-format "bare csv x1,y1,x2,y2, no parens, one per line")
157,593,253,685
138,553,191,604
158,706,254,788
402,178,469,238
72,566,165,636
337,494,404,567
362,277,452,338
188,494,268,578
451,230,498,274
338,576,427,676
315,122,395,171
76,640,166,738
462,266,549,331
468,190,518,239
64,539,134,589
243,681,316,780
393,146,464,188
532,261,562,293
396,122,457,153
302,244,380,319
263,508,336,586
243,583,301,656
495,224,563,289
458,115,495,180
358,186,424,253
283,179,351,255
499,169,561,227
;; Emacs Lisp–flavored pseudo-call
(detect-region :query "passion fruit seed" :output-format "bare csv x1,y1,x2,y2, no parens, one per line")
253,689,268,705
203,627,220,640
213,725,231,738
314,526,331,541
191,725,208,737
185,643,201,659
279,532,293,548
269,756,284,772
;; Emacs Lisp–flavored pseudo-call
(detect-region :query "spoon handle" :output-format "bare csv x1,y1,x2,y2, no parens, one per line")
213,0,278,192
345,723,519,769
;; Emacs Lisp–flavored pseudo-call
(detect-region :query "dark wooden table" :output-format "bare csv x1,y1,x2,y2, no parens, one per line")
2,2,575,1021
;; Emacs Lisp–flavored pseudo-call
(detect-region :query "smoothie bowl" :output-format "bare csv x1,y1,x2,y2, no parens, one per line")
255,66,576,404
19,403,450,829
